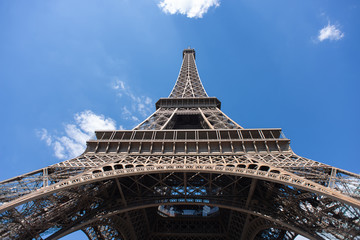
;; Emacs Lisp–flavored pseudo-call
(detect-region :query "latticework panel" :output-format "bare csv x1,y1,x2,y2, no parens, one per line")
1,153,359,208
149,215,227,240
127,209,151,240
201,107,242,129
242,217,297,240
169,50,208,98
227,210,247,239
0,167,84,203
135,107,242,130
135,108,176,130
84,221,124,240
1,168,359,239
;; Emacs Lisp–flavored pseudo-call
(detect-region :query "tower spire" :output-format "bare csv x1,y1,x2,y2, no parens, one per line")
169,49,208,98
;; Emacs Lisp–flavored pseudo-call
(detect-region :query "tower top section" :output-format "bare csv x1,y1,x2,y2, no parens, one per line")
169,48,208,98
183,48,195,59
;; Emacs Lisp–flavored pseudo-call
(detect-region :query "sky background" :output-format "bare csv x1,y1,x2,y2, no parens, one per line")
0,0,359,239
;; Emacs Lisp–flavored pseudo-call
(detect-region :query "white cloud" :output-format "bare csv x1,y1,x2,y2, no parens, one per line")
74,110,116,133
122,106,132,116
112,79,125,91
38,129,52,146
132,116,140,122
294,236,310,240
158,0,220,18
145,97,152,105
38,110,116,159
111,77,153,121
318,23,344,42
122,106,140,122
54,141,66,159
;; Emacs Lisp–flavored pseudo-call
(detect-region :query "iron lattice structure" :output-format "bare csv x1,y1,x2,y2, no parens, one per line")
1,49,360,240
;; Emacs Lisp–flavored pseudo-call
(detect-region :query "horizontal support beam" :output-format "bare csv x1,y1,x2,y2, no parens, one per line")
85,139,290,154
90,129,289,154
155,97,221,109
46,200,317,240
95,129,285,141
3,162,359,217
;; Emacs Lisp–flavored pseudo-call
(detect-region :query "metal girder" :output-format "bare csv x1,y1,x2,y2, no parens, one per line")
1,169,359,239
240,178,258,239
1,153,359,239
169,50,208,98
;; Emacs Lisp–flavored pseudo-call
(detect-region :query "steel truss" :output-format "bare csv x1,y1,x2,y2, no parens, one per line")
0,49,359,239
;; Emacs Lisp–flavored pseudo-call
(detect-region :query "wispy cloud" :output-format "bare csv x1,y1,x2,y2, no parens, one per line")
37,110,117,159
158,0,220,18
111,77,153,123
122,106,140,122
38,78,152,159
111,78,125,91
318,22,344,42
294,236,310,240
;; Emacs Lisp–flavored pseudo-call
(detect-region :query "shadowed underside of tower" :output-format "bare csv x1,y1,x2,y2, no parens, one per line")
0,49,359,240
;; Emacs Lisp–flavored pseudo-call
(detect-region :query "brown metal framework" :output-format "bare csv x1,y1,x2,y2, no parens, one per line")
0,49,359,240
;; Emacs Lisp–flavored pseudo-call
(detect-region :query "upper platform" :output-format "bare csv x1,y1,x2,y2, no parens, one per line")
156,97,221,109
183,48,196,59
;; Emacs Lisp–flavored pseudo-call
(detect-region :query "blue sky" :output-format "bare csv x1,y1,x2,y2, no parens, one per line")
0,0,359,239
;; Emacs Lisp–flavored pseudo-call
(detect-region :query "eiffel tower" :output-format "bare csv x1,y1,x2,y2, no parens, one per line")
1,49,359,240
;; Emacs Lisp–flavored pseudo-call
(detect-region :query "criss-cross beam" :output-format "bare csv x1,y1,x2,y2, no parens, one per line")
1,168,359,239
